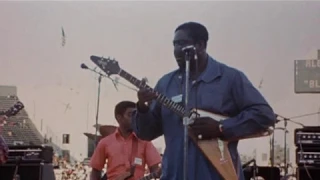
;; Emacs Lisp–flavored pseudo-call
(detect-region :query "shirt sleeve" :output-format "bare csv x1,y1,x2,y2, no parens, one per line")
131,80,164,141
221,70,276,140
0,135,8,155
90,140,107,171
144,142,162,167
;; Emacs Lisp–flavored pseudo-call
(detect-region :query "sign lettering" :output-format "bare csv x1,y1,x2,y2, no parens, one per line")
305,60,320,68
295,59,320,93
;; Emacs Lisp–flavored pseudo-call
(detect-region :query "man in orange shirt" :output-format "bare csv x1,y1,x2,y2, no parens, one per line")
90,101,162,180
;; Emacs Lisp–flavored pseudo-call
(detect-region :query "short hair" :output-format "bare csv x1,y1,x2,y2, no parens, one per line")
175,22,209,47
114,101,136,119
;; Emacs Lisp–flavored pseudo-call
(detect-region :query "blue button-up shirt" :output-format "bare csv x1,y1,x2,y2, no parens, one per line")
132,56,276,180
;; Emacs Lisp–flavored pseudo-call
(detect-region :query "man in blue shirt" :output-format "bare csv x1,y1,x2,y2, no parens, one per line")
132,22,276,180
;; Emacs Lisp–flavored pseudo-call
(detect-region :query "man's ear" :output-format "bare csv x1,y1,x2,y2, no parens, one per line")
115,114,122,122
195,41,206,53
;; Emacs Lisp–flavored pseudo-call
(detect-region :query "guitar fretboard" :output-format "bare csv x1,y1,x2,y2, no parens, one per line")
118,70,186,117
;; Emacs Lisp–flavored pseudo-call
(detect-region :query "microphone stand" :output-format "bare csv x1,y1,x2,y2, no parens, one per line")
274,113,305,176
81,64,105,149
94,74,102,148
13,157,21,180
269,125,285,167
183,51,191,180
283,118,288,175
242,159,257,180
270,131,275,167
252,159,257,180
270,127,286,180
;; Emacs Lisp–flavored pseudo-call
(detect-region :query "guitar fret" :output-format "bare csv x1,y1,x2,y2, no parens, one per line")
118,69,186,118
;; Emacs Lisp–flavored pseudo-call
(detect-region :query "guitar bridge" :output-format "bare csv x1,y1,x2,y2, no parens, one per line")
218,139,225,162
187,110,200,125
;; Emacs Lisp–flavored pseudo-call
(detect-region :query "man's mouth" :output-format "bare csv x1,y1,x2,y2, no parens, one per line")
176,57,184,61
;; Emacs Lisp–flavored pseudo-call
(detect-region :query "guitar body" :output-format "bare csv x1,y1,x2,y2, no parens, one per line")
114,171,161,180
114,172,132,180
191,109,272,180
190,109,237,180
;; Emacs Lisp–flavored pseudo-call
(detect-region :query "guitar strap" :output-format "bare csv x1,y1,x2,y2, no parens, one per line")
130,136,139,165
124,136,139,180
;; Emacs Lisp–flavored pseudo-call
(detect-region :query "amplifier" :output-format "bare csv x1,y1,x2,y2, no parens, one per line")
294,126,320,146
243,166,280,180
296,147,320,166
0,163,55,180
8,145,53,164
296,166,320,180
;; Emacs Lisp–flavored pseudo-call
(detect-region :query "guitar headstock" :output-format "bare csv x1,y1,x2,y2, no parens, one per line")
3,101,25,117
90,55,120,76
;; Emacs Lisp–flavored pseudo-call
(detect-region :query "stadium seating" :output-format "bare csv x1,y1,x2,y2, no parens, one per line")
0,95,43,145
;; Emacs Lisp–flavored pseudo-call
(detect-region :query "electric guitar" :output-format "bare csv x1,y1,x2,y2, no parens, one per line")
114,167,161,180
90,55,273,180
0,101,25,164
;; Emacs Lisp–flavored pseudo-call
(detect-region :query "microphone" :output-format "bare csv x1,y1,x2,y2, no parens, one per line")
81,63,89,69
182,45,196,52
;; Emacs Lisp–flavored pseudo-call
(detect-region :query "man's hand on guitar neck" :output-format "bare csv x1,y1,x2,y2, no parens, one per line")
137,78,158,113
189,117,223,140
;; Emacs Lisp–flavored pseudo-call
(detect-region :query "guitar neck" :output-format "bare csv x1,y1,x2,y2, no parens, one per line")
0,101,24,118
139,172,159,180
118,69,185,117
0,111,12,117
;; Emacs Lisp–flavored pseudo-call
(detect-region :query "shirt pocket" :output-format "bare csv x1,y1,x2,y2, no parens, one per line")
107,143,127,168
198,83,224,114
133,144,146,171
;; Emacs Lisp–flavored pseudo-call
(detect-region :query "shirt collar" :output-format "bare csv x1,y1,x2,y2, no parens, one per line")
198,56,222,83
114,128,137,139
175,56,222,83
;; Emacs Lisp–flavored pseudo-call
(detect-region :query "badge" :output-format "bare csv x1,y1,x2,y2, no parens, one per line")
171,94,183,103
134,157,142,166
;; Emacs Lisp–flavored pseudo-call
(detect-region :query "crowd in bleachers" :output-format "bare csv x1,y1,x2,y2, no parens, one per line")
0,93,86,179
0,95,43,145
53,155,91,180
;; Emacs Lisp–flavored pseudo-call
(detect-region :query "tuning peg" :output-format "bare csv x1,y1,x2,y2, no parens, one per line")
142,77,148,83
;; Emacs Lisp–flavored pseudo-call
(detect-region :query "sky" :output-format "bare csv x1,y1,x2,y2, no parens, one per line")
1,1,320,164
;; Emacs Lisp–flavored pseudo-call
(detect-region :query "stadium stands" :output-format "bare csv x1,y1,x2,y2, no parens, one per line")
0,95,43,145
